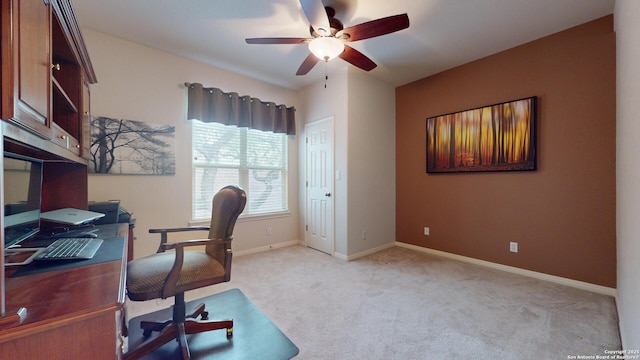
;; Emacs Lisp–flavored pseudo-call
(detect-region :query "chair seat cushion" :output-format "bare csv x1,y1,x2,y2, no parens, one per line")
127,251,226,300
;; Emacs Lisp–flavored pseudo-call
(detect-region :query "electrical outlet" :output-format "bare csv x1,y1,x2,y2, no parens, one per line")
510,242,518,253
424,227,430,236
266,227,272,236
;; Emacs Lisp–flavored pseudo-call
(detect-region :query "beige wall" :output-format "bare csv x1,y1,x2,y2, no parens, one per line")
299,67,349,255
298,66,396,258
614,0,640,349
82,29,301,258
346,69,396,256
396,16,616,287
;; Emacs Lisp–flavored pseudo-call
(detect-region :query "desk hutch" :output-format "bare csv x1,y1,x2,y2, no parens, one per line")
0,0,127,358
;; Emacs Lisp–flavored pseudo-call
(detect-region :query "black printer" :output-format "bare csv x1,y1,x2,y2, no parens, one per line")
88,200,132,225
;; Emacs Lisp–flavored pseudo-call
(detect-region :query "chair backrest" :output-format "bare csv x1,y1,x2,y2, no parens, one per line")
206,185,247,262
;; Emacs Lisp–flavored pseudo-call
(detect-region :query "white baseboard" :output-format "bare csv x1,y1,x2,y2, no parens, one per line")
334,242,396,261
395,242,617,297
234,239,302,257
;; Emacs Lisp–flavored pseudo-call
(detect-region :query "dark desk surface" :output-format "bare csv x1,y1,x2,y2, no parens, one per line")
2,223,128,328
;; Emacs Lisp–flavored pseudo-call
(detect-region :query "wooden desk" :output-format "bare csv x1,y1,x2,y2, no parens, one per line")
0,223,128,359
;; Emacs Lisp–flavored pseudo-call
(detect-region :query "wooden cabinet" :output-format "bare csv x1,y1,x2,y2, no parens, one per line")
50,0,96,152
1,0,96,158
0,0,118,358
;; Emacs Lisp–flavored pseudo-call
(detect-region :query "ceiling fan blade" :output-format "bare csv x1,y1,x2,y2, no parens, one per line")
339,14,409,42
296,53,320,75
339,45,377,71
299,0,330,34
246,37,310,45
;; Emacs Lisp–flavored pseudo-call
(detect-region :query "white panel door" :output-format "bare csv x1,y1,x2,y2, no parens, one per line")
305,118,333,255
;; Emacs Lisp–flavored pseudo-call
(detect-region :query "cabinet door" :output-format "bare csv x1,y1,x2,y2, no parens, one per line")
15,0,52,137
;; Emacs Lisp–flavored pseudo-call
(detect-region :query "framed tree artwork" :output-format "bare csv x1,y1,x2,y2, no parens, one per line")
89,116,176,175
426,96,537,173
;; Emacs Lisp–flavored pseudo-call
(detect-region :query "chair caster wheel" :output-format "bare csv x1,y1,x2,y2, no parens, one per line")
226,327,233,338
143,329,152,337
201,311,209,320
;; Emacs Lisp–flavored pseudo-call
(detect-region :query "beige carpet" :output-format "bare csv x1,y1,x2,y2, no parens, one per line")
126,245,621,359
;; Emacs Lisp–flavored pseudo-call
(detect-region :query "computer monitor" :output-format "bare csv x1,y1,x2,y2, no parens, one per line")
3,152,43,249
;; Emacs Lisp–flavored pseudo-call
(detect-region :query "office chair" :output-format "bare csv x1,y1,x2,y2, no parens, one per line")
124,185,246,360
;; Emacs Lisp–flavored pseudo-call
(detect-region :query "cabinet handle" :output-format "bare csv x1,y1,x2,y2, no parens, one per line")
50,63,61,71
75,144,80,148
58,135,66,140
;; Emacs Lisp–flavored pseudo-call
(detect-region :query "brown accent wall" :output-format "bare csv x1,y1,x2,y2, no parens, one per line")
396,16,616,287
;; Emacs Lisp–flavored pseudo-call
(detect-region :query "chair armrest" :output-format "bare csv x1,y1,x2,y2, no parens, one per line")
149,226,211,253
149,226,210,234
160,237,232,298
159,237,232,251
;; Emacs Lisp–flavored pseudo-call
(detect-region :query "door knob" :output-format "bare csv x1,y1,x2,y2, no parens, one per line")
325,193,331,197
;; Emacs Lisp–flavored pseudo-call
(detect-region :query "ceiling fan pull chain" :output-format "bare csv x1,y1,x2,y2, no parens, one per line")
324,61,328,88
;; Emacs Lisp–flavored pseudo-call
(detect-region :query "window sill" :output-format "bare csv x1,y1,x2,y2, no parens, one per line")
189,211,291,226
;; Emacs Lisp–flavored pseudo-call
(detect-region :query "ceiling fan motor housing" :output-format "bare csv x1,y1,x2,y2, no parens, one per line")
310,7,343,37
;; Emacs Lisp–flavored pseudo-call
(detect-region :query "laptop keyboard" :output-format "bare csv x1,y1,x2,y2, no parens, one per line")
35,237,103,260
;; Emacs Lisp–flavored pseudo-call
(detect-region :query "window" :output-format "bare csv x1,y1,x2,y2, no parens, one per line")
192,120,288,220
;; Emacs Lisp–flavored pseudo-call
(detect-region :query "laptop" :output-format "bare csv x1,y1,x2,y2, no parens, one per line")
40,208,105,226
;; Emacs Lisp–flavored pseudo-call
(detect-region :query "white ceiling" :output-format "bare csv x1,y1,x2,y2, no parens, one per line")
73,0,614,90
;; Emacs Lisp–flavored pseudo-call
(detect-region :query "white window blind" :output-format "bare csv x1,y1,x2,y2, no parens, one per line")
192,120,288,220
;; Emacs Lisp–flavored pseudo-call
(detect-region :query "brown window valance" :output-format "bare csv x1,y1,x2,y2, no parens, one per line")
186,83,296,135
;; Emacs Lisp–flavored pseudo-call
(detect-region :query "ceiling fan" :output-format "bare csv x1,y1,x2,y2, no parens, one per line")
245,0,410,75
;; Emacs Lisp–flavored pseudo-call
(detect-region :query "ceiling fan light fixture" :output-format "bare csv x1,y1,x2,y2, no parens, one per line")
309,36,344,61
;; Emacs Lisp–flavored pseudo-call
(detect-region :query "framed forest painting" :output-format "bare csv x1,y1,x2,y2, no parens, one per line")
426,96,537,173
